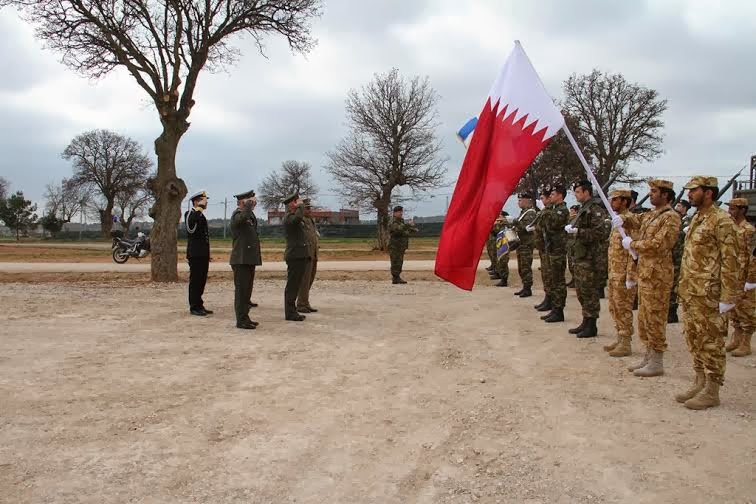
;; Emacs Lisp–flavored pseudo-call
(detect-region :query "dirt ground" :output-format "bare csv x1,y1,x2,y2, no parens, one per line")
0,277,754,504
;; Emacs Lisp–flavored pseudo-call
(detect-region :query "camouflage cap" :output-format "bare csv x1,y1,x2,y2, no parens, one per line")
726,198,749,208
648,179,674,190
684,176,719,189
282,192,299,205
609,189,632,199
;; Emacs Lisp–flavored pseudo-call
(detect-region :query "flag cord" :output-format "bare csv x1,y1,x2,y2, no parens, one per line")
561,125,638,260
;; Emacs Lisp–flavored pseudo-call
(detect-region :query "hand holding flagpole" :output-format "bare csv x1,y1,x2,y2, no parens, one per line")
560,126,638,260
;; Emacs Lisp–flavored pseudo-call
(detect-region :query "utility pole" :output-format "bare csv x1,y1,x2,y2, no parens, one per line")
223,197,228,239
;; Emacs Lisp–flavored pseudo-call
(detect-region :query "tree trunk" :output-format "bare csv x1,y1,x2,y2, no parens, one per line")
150,125,188,282
375,205,390,251
99,201,115,238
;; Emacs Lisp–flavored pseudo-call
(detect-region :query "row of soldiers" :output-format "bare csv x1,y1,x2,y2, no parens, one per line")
486,177,754,410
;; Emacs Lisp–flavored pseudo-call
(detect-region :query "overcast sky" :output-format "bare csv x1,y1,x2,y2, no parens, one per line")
1,0,754,220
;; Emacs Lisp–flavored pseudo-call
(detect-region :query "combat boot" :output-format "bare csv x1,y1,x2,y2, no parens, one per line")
732,334,752,357
684,380,720,410
543,308,564,323
597,287,605,299
489,272,501,280
667,304,679,324
608,337,632,357
576,318,597,338
633,349,664,377
518,286,532,298
603,335,620,352
569,318,587,334
566,279,575,288
628,347,650,372
536,298,553,312
725,331,742,352
675,369,705,403
495,278,507,287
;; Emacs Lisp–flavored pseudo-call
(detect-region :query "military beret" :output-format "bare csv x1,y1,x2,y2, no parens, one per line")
572,179,592,191
393,205,403,212
649,179,674,190
551,184,566,194
500,210,509,217
518,192,533,200
189,190,209,201
233,189,255,200
630,190,639,201
609,189,632,199
683,176,718,190
726,198,749,208
677,200,691,209
282,192,299,205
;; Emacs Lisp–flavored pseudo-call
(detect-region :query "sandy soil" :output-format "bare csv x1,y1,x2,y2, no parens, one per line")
0,278,754,504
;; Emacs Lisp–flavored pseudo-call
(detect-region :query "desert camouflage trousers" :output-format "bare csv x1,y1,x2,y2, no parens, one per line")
682,296,728,386
638,278,672,353
517,244,534,287
730,288,756,339
608,280,636,339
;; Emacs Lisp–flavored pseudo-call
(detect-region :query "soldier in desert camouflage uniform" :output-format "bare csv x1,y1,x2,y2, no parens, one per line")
612,179,681,377
566,180,607,338
603,189,639,357
675,176,740,410
725,197,756,357
596,211,611,299
668,200,692,323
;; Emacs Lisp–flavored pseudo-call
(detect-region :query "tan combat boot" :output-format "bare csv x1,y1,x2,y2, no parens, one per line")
732,334,752,357
725,331,742,353
633,349,664,377
627,347,650,372
675,369,705,403
608,337,632,357
684,380,720,410
603,335,620,352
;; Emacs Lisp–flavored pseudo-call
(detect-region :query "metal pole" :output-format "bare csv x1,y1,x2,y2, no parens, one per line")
223,197,228,239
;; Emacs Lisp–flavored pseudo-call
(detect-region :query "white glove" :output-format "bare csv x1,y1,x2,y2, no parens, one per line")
719,302,736,314
525,224,535,232
611,215,624,228
683,226,689,234
625,280,637,289
564,224,577,234
621,236,633,250
745,282,756,291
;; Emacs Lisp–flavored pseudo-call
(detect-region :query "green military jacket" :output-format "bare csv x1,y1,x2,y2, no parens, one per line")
513,207,539,247
303,216,319,259
542,202,569,254
284,204,311,261
229,202,262,266
388,217,417,251
573,200,608,261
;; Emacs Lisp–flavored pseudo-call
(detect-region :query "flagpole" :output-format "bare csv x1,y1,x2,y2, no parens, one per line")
560,125,638,260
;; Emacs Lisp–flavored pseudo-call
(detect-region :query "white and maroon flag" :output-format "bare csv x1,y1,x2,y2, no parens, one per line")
435,41,564,290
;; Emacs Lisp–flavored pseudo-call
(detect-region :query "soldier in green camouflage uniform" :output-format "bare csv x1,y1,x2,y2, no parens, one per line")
388,205,417,284
566,180,608,337
492,212,510,286
540,184,570,323
534,187,553,311
566,205,579,288
668,200,692,323
596,211,611,299
486,226,498,278
510,193,538,298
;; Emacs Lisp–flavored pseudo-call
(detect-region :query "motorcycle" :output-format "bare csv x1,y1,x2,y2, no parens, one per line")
111,230,150,263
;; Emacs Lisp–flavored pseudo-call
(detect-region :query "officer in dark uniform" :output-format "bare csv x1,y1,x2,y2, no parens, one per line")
185,190,211,316
283,192,310,321
229,189,262,330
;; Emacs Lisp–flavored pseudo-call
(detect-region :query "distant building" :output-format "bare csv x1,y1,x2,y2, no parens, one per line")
267,207,359,225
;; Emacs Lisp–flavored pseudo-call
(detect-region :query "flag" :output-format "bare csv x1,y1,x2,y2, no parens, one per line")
435,41,564,290
456,117,478,148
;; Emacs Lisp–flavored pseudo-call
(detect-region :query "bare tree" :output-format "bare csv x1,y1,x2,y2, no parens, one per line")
325,68,448,250
516,112,592,198
2,0,322,281
62,130,153,238
259,160,318,210
114,178,155,233
44,178,89,224
0,177,8,201
562,70,667,185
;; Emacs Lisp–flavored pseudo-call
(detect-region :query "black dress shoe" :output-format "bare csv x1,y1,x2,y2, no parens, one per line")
245,319,259,327
249,302,258,308
285,314,306,321
190,308,207,316
236,321,256,330
201,308,214,314
297,307,312,313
